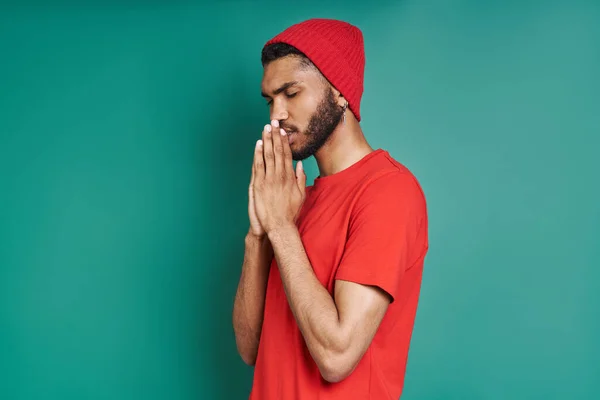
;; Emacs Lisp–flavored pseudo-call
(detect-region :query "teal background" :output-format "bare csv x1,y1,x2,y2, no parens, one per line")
1,1,598,399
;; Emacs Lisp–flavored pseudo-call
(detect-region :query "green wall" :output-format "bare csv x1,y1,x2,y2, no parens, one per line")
1,1,598,399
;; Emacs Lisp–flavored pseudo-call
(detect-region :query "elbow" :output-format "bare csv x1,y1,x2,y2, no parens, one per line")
235,333,258,366
232,318,258,366
240,351,257,367
233,328,258,366
316,349,357,383
320,368,347,384
236,341,257,366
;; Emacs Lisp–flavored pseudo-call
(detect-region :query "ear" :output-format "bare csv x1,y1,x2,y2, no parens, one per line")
335,91,346,107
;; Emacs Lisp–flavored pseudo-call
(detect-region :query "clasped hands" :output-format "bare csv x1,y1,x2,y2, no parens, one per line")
248,120,306,238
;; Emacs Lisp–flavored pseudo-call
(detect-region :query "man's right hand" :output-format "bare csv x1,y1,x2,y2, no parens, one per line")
248,125,269,238
235,132,275,365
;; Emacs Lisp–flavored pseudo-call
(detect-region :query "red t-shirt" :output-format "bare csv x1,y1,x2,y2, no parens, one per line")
249,149,429,399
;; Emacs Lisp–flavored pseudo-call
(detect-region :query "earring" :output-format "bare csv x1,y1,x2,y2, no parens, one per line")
342,102,348,123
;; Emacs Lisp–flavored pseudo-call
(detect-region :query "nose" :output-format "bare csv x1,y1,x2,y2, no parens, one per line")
270,101,288,123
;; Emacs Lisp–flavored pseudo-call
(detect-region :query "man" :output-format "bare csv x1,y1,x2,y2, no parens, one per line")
232,18,428,399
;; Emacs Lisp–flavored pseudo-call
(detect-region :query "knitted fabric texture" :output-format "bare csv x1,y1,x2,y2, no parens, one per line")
264,18,365,121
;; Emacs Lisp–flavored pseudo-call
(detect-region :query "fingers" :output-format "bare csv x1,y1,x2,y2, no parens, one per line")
251,143,256,185
270,120,285,176
251,135,258,180
296,160,306,198
260,119,292,180
253,138,264,181
280,127,294,177
262,123,274,177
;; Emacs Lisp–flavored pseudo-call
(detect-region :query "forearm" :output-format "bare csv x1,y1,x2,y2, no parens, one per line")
267,224,349,374
232,232,273,365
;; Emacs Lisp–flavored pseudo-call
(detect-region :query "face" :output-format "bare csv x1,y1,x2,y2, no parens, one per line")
261,56,344,161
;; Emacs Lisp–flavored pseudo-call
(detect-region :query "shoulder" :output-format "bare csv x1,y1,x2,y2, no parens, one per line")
346,156,428,244
356,152,427,209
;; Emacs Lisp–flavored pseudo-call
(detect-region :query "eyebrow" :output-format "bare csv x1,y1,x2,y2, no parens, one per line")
261,81,300,98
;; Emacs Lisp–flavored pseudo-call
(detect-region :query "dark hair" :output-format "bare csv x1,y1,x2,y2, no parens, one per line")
261,42,314,70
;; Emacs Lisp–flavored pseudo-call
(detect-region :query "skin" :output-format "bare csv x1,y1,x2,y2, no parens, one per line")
232,55,391,383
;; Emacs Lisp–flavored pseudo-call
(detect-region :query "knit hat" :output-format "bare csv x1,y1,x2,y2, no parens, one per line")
263,18,365,121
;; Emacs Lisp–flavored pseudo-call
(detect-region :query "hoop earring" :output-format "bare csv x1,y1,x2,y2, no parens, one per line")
342,102,348,123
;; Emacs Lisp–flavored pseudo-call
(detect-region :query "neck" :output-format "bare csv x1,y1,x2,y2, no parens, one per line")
313,115,374,178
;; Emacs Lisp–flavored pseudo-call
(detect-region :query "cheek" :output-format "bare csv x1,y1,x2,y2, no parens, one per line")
288,129,308,148
293,99,318,131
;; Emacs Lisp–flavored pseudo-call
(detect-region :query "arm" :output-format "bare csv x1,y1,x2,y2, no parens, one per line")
233,123,279,366
232,231,273,366
268,224,391,383
251,121,418,381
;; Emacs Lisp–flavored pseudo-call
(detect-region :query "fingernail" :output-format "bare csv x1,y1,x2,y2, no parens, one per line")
265,124,271,132
257,140,263,147
272,120,279,128
280,128,286,135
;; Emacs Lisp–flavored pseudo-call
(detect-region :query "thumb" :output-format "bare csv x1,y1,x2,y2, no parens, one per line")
296,161,306,196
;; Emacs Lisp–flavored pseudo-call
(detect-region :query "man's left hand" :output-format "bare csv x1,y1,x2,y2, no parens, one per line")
253,120,306,235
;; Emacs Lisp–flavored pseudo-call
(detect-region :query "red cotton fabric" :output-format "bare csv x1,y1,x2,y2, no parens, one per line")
264,18,365,121
249,149,429,399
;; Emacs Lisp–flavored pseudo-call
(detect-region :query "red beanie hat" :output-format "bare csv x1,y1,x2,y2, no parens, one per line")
263,18,365,121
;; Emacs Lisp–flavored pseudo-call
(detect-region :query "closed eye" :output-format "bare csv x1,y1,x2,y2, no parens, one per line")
265,92,297,106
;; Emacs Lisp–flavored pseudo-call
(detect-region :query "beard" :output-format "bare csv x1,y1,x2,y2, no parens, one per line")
285,87,344,161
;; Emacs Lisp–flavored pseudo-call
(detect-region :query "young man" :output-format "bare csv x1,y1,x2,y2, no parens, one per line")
232,18,429,399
